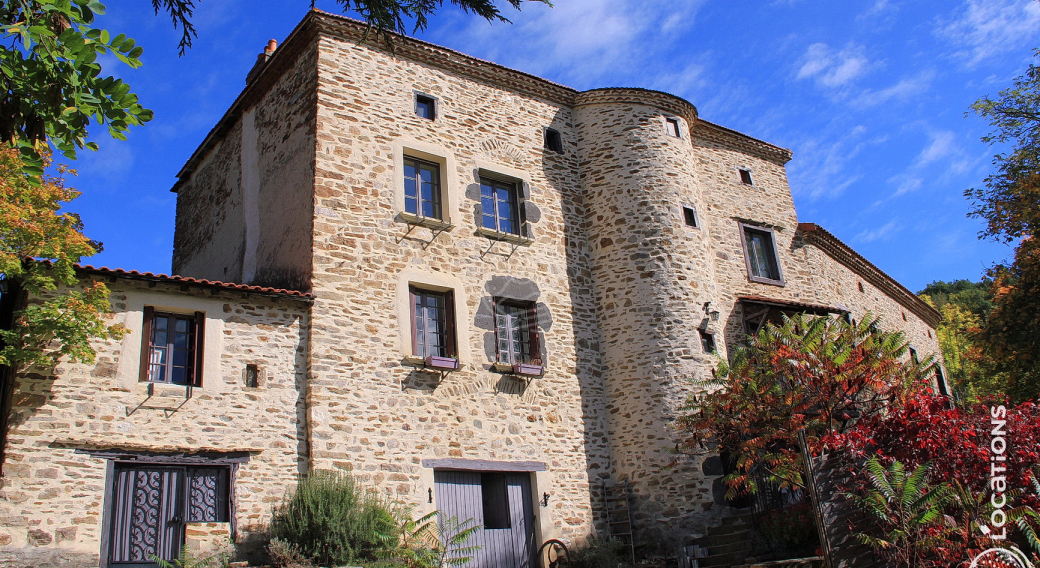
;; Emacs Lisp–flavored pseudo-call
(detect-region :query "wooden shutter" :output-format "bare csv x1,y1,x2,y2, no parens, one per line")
527,303,541,364
492,298,501,363
518,183,529,238
138,306,154,382
409,287,418,356
445,290,457,358
192,311,205,387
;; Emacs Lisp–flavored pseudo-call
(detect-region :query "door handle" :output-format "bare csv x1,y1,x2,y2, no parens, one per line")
169,516,183,524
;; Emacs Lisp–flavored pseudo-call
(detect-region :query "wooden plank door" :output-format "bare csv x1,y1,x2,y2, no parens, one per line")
434,470,535,568
108,466,186,567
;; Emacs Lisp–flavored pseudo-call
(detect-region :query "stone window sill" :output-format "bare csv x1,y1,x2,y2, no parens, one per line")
398,212,454,231
477,227,533,245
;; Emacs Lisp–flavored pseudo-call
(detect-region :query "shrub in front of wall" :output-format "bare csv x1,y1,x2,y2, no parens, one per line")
570,537,627,568
269,470,399,567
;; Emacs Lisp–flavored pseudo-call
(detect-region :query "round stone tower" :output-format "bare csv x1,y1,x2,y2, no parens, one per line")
575,88,724,549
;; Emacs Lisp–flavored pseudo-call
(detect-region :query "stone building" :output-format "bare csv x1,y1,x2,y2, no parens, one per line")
0,9,944,568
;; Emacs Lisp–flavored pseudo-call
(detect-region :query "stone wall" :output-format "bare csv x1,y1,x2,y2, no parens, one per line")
575,90,724,548
0,277,310,567
173,41,318,291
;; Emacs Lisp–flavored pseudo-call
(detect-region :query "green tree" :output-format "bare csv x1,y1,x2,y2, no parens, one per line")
967,48,1040,403
675,313,929,498
0,147,125,368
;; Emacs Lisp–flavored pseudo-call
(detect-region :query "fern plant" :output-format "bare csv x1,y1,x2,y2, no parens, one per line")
149,544,230,568
377,506,482,568
850,457,950,568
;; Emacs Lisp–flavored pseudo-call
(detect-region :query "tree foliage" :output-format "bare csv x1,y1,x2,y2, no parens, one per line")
0,147,124,368
0,0,154,167
966,48,1040,404
917,281,1004,402
675,313,929,498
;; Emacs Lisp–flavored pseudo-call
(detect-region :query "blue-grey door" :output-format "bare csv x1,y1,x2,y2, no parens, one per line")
434,470,535,568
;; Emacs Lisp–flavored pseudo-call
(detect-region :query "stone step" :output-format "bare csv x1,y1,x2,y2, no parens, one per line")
721,513,754,526
707,523,752,537
695,539,751,557
697,529,752,547
732,558,825,568
697,550,753,568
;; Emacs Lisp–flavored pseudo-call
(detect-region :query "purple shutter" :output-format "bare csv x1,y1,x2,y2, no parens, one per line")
192,312,205,387
445,290,457,358
527,303,540,365
139,306,154,382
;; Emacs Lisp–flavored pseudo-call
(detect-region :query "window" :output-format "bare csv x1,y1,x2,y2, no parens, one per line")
935,366,950,397
909,347,919,364
480,177,522,235
495,300,540,366
699,329,716,353
481,473,511,529
140,307,204,386
665,117,681,138
245,364,260,388
404,157,442,220
858,282,865,293
410,287,456,361
544,128,563,153
415,94,436,120
682,205,698,228
740,224,783,285
739,168,753,185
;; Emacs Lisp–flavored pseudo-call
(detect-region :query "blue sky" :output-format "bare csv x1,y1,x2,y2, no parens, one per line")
68,0,1038,292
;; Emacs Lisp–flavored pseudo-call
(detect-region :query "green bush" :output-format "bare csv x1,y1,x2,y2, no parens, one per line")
270,470,398,567
570,537,626,568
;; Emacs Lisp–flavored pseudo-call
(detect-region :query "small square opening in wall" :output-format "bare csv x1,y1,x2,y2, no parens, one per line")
415,94,436,120
858,281,865,293
739,168,753,185
544,128,563,153
665,117,682,138
699,329,716,353
682,205,698,228
245,364,259,388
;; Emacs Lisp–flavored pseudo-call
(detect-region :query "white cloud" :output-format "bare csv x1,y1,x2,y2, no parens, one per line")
890,174,923,197
436,0,708,88
796,42,873,88
788,125,881,200
916,130,958,166
937,0,1040,67
855,219,900,243
851,70,935,108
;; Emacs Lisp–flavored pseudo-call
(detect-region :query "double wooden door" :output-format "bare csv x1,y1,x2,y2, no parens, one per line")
434,470,535,568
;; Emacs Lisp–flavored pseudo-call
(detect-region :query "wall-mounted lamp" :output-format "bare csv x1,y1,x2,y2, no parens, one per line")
542,492,550,507
703,301,720,322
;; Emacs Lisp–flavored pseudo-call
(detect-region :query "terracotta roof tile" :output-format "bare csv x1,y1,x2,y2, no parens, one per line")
70,263,314,301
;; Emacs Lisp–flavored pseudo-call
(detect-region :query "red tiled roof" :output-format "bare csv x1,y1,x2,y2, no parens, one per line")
798,223,940,327
72,264,314,301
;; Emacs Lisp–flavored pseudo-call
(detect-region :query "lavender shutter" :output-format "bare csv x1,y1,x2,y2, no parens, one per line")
139,306,154,382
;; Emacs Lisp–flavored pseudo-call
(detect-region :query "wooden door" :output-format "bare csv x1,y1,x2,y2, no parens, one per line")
108,466,186,567
434,470,535,568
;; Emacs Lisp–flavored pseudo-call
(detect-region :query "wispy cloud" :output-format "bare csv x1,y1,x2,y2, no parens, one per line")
937,0,1040,68
856,219,901,243
796,42,874,88
437,0,708,88
788,124,883,200
851,70,935,108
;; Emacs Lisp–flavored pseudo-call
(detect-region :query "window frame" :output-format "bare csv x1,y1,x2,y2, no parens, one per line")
682,203,699,228
414,93,437,121
409,286,458,366
479,175,524,237
544,128,563,154
698,329,716,354
738,222,785,286
664,116,682,138
138,307,205,387
738,168,754,186
403,155,443,221
493,298,542,373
